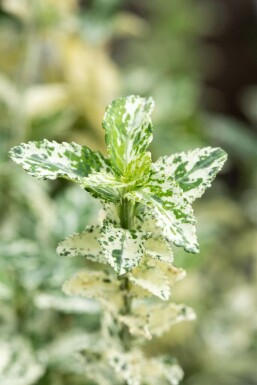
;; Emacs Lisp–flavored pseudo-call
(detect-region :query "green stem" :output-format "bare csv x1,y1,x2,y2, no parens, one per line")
118,197,135,351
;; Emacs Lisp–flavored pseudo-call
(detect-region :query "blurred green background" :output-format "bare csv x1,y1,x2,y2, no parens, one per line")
0,1,257,384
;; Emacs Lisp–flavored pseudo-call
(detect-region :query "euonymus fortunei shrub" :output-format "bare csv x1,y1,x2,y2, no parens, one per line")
9,95,227,385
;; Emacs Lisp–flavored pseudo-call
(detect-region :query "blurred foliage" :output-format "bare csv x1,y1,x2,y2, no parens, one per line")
0,0,257,385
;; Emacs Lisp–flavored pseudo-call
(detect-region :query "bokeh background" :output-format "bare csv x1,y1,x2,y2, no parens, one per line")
0,1,257,384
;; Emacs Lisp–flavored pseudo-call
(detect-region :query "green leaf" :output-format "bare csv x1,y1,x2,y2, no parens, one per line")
102,95,154,175
121,152,152,186
155,147,227,203
126,169,199,253
9,139,109,182
99,221,148,275
57,226,106,264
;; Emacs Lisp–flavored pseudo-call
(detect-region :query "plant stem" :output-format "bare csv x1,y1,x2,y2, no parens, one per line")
119,197,135,351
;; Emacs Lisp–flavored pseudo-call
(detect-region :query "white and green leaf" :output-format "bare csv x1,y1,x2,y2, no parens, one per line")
145,235,174,263
56,226,106,264
155,147,227,203
119,302,196,340
102,95,154,175
126,169,199,253
63,270,120,301
82,170,127,202
9,140,125,202
141,356,184,385
108,349,142,385
9,139,109,182
129,257,171,300
99,221,148,275
121,152,152,186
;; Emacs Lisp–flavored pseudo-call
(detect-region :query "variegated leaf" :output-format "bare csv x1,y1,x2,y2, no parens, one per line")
122,152,152,186
145,235,174,263
155,147,227,203
82,170,125,202
145,302,196,337
56,226,106,264
9,140,125,202
119,302,196,339
99,221,147,275
102,95,154,175
161,264,186,286
141,356,184,385
62,270,120,302
82,359,120,385
98,202,120,226
126,169,199,253
9,140,108,182
108,349,142,385
129,257,171,300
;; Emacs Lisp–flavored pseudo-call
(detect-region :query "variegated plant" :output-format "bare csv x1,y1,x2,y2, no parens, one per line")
9,95,227,385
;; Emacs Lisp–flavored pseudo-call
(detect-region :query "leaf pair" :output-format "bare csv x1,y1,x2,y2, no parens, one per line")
57,223,148,276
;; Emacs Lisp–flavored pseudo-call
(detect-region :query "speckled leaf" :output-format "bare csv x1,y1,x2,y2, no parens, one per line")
145,302,196,337
155,147,227,203
9,140,108,182
99,202,120,225
119,302,196,340
102,95,154,175
141,356,184,385
108,349,142,385
99,221,147,275
145,235,174,263
126,169,199,253
56,225,106,264
129,257,171,300
9,140,125,202
82,170,126,202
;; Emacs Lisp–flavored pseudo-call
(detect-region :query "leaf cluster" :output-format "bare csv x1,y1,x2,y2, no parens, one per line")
9,95,227,385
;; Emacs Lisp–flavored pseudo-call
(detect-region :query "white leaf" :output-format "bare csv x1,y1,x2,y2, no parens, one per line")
34,292,100,314
63,270,120,303
0,336,44,385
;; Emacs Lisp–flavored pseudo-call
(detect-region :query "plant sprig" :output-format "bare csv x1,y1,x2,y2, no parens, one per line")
10,95,227,385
